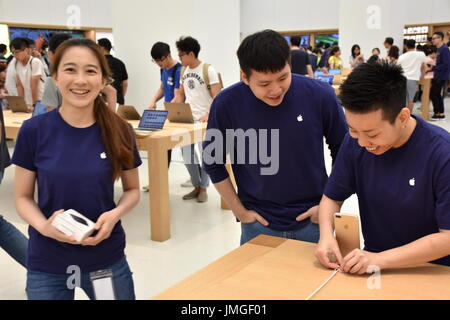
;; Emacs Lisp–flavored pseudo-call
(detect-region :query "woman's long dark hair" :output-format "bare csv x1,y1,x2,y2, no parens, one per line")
351,44,361,58
50,38,135,181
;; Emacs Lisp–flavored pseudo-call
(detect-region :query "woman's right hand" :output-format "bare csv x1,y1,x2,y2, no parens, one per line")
40,209,80,245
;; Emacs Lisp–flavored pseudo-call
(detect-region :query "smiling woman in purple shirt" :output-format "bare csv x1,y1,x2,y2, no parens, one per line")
12,38,142,300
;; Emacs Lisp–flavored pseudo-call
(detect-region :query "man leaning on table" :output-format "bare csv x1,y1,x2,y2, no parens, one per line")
315,62,450,274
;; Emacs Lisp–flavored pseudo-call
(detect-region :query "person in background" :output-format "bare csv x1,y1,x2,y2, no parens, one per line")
0,84,29,267
9,37,45,109
312,48,323,71
0,44,7,61
402,39,408,54
173,36,222,203
349,44,364,68
140,42,183,192
328,46,343,70
318,43,332,73
383,37,394,57
307,46,318,72
430,31,450,120
41,33,117,110
0,64,7,108
290,36,313,77
397,39,426,112
372,47,381,56
98,38,128,106
387,45,400,64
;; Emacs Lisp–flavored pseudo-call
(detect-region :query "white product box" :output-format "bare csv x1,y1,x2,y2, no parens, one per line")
51,209,95,242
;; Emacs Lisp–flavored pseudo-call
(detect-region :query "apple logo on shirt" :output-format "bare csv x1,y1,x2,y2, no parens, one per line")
100,152,107,159
409,178,415,186
297,114,303,122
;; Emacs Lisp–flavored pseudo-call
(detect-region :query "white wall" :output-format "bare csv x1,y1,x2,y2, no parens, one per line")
111,0,241,111
240,0,450,36
240,0,340,37
339,0,407,67
0,0,112,28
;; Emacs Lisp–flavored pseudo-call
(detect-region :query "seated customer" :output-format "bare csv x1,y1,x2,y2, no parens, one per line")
315,62,450,274
328,46,343,70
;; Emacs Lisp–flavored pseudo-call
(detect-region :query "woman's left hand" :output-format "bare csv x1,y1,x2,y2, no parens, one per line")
80,211,120,246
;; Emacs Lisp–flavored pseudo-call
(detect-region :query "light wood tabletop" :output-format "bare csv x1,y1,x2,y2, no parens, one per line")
153,235,450,300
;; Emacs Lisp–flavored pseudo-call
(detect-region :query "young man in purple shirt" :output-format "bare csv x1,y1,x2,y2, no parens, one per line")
315,62,450,274
203,30,347,245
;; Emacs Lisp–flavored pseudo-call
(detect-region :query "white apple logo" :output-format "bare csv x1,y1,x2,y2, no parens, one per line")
100,152,107,159
409,178,415,186
297,115,303,122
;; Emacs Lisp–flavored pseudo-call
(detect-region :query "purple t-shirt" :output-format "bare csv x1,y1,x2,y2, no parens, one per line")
324,116,450,266
12,109,142,274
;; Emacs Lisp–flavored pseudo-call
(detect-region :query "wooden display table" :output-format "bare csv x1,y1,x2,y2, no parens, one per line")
154,235,450,300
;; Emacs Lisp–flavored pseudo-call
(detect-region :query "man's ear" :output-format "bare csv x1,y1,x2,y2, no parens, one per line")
241,70,249,85
397,107,411,125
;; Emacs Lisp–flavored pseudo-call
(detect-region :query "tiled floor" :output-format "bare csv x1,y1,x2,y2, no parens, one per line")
0,99,449,300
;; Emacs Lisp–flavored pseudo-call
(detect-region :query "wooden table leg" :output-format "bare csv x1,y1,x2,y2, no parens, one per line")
421,78,431,121
148,144,170,241
221,163,236,210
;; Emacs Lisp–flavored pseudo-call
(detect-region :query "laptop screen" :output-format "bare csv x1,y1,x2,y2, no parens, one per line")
328,69,342,75
138,110,168,129
317,75,334,85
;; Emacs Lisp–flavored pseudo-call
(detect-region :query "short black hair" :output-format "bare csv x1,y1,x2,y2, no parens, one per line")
176,36,200,58
49,33,72,53
151,42,170,60
290,35,301,47
367,55,380,64
433,31,444,40
98,38,112,52
372,47,381,54
312,48,322,55
324,43,331,49
384,37,394,45
339,62,406,123
0,44,6,53
405,39,416,49
424,45,437,56
237,29,290,78
330,46,340,56
10,37,30,51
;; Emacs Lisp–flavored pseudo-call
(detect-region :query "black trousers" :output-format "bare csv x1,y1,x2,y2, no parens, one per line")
167,150,172,168
430,79,446,114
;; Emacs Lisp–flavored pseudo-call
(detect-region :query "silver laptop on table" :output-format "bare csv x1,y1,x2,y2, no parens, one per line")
134,110,168,133
164,102,195,124
6,96,29,113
